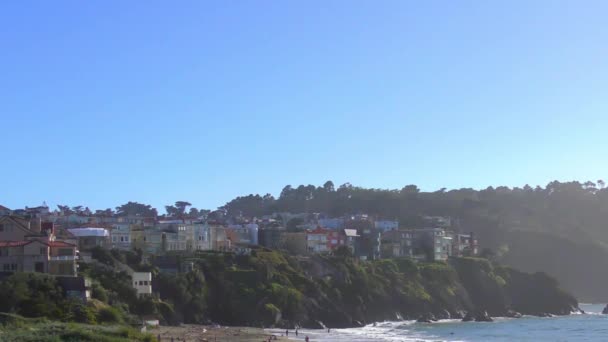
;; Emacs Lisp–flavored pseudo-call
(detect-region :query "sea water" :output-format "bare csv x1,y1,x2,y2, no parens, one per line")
271,304,608,341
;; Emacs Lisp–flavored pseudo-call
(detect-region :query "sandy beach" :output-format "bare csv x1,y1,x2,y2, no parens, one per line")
154,324,291,342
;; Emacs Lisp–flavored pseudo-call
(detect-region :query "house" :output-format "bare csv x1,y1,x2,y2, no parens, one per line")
67,228,109,251
356,228,382,261
452,232,478,257
57,276,91,302
343,229,360,253
306,227,329,253
193,223,211,251
132,272,152,297
258,228,284,250
411,228,453,262
226,223,259,246
317,218,345,230
381,230,413,258
0,239,77,276
0,205,11,216
209,225,231,251
110,223,132,250
374,220,399,232
0,217,77,276
142,229,164,254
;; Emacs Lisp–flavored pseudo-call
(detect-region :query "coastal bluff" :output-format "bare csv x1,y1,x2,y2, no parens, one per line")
154,249,578,329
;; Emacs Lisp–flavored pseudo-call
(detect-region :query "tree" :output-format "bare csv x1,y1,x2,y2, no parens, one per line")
286,218,305,232
166,201,192,217
323,181,335,192
116,202,158,217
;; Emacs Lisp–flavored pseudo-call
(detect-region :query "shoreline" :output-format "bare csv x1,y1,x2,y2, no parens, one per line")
154,324,290,342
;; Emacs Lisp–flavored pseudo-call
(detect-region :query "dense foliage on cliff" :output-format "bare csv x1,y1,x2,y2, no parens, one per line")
0,248,578,329
90,249,581,328
220,180,608,301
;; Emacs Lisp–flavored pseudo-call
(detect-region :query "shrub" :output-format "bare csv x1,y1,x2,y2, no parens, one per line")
97,307,123,324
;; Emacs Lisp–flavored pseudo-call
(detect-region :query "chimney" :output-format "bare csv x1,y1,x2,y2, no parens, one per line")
30,217,42,233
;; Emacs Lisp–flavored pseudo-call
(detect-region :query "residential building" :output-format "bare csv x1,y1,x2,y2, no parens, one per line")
132,272,152,297
258,228,284,250
0,205,11,216
110,223,131,250
57,276,91,302
343,229,360,253
67,228,109,251
193,223,211,251
452,232,479,257
210,225,231,251
411,228,453,262
381,230,413,258
0,239,77,275
374,220,399,232
317,218,345,230
306,227,329,253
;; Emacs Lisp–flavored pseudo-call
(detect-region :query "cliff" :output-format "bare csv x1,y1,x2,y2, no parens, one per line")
154,250,578,328
0,248,579,330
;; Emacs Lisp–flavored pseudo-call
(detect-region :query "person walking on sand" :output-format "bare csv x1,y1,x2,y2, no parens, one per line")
285,329,289,336
295,329,298,337
305,336,309,342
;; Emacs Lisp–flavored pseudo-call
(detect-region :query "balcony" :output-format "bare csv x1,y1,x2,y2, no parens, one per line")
50,255,78,261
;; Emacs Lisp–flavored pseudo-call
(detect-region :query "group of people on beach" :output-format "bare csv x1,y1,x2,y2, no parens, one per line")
277,327,331,341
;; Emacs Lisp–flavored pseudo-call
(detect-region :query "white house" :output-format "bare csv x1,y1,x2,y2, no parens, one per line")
132,272,152,297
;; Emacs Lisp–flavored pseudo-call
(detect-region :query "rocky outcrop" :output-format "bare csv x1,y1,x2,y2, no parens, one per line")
602,305,608,314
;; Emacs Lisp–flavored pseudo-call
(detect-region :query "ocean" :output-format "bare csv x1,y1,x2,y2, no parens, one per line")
270,304,608,341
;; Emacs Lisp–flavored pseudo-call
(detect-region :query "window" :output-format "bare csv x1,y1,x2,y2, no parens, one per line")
0,224,3,232
10,264,17,271
40,247,46,255
3,264,9,271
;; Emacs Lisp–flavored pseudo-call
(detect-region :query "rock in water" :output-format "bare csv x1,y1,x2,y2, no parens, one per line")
461,312,475,322
506,310,523,318
416,313,437,323
474,311,494,322
602,305,608,314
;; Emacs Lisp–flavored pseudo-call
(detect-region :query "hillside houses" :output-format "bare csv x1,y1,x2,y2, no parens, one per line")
0,202,480,275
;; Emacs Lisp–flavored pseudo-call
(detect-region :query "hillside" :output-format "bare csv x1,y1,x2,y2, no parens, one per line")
221,180,608,301
0,249,578,330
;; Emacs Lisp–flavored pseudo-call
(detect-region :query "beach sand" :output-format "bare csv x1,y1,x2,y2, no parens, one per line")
154,324,291,342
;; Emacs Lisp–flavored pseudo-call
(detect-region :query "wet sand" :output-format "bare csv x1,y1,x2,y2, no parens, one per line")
154,324,290,342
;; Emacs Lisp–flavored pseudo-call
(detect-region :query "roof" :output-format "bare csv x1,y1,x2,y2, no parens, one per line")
0,240,75,248
0,205,10,211
343,229,359,237
0,241,32,247
47,241,76,247
308,227,329,234
67,228,109,237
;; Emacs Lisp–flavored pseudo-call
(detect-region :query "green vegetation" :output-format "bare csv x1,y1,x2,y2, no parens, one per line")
219,180,608,301
0,313,155,342
0,248,577,332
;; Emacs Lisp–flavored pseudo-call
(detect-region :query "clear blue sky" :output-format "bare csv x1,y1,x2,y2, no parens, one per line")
2,1,607,212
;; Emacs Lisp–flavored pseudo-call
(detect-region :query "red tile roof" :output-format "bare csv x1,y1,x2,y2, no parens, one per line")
0,241,32,247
